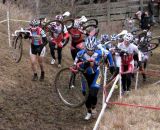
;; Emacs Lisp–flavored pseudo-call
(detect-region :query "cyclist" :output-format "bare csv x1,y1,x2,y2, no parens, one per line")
68,16,88,60
74,36,114,120
98,34,111,50
28,19,48,81
49,16,70,67
39,15,47,28
97,34,115,74
117,33,142,93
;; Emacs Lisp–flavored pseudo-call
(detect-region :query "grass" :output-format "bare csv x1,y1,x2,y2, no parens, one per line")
99,84,160,130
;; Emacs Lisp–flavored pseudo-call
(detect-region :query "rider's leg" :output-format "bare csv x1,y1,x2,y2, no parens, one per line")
30,53,38,81
71,49,78,60
30,45,38,81
57,47,62,66
30,54,37,74
126,64,134,91
121,65,127,91
142,60,147,81
38,47,46,81
126,73,132,91
84,73,95,114
49,42,56,63
90,70,101,109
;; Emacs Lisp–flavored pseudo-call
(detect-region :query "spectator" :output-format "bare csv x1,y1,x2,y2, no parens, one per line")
135,7,142,21
140,11,152,30
148,0,156,24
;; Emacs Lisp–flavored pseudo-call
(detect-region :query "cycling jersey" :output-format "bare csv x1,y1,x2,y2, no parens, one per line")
118,42,142,63
69,27,84,49
50,25,69,48
117,42,142,72
74,49,114,74
30,27,46,46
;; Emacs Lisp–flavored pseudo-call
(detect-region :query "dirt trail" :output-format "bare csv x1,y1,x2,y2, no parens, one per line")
0,40,97,130
0,25,160,130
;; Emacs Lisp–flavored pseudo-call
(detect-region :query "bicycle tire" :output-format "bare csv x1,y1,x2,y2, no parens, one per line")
63,19,74,30
54,68,89,108
83,24,98,36
138,36,159,52
144,42,159,52
11,35,23,63
82,19,98,27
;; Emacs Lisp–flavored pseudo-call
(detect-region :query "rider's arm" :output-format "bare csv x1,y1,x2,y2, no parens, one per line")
62,26,70,47
63,26,69,39
133,44,142,62
41,29,48,46
74,50,84,65
103,50,114,66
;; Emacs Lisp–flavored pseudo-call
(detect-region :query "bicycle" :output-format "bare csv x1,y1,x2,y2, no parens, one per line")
133,30,160,52
11,28,32,63
54,62,89,108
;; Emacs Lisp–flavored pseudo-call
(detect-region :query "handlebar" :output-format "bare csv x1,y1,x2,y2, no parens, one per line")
12,28,32,37
70,60,95,73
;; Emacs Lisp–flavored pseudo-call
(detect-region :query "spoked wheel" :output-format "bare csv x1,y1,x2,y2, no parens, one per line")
10,35,23,63
63,19,74,30
82,19,98,27
44,20,64,36
54,68,89,108
83,24,98,36
138,40,159,52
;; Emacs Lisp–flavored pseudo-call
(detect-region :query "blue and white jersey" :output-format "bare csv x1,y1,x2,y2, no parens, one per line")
74,49,114,74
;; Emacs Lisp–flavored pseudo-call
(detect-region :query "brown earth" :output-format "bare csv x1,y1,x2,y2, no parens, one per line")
0,3,160,130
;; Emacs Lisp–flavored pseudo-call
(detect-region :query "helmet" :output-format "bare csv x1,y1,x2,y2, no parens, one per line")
50,22,59,33
30,19,40,27
55,15,63,21
110,34,117,41
85,36,97,51
123,33,133,42
101,34,110,41
74,20,81,28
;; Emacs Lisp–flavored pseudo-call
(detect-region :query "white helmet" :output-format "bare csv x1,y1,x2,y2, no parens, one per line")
55,15,63,21
62,11,70,17
85,36,97,51
123,33,133,42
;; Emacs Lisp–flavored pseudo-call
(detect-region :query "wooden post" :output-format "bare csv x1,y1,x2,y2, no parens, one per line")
107,0,111,23
158,4,159,22
140,0,144,11
35,0,40,17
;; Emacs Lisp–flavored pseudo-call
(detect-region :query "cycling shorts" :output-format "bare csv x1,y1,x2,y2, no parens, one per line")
30,44,46,57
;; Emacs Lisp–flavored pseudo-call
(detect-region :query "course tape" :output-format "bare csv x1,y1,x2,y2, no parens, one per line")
0,19,30,23
10,19,30,22
107,101,160,111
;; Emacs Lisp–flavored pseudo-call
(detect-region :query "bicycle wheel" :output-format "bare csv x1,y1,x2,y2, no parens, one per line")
83,24,98,36
10,35,23,63
63,19,74,30
139,38,159,52
82,19,98,27
54,68,89,108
